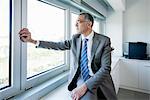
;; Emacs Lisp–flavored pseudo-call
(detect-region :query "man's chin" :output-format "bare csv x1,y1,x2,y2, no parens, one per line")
76,30,82,34
76,30,79,33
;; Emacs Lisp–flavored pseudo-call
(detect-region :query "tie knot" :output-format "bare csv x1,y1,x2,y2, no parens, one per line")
84,38,88,42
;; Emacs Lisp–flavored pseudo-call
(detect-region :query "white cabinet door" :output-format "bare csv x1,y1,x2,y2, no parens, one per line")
119,59,139,88
139,64,150,91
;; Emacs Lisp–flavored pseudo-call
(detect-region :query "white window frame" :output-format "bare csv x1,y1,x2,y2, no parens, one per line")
0,0,106,99
0,0,22,99
100,19,106,35
21,0,70,90
70,10,80,35
94,17,106,35
93,18,100,33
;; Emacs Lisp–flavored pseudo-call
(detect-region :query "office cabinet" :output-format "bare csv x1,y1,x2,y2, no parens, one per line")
119,59,139,88
139,63,150,91
119,59,150,94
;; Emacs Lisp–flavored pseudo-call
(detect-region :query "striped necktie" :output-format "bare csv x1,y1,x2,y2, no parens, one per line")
80,38,90,81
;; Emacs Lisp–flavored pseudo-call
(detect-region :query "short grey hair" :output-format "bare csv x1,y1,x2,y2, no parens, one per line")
79,13,94,27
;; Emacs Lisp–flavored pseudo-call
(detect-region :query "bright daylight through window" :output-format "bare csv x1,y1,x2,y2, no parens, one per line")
71,13,78,35
0,0,10,89
27,0,65,78
93,20,100,33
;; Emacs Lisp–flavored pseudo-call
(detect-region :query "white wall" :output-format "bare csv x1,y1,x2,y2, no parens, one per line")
106,11,123,56
106,0,125,11
123,0,150,57
147,0,150,57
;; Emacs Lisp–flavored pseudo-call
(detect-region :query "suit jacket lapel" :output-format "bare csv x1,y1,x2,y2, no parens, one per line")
76,35,82,66
69,35,81,82
91,33,101,61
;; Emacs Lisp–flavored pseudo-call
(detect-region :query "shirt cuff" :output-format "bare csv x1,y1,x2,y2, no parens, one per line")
35,40,40,47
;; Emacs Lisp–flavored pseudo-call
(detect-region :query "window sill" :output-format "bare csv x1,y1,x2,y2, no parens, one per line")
11,71,69,100
41,82,71,100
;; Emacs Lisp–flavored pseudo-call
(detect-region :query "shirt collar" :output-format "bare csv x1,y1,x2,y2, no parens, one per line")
81,31,94,41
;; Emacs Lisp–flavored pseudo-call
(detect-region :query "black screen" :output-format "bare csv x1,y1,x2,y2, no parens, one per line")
129,42,147,60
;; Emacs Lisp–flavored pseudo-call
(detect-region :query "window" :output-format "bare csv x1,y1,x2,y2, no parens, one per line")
0,0,11,90
71,12,78,35
93,20,100,33
0,0,104,99
27,0,65,78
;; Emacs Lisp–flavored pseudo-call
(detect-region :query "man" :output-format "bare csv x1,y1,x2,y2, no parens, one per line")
19,13,117,100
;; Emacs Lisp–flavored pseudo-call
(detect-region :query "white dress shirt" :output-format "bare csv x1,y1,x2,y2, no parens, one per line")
77,31,94,86
81,31,94,76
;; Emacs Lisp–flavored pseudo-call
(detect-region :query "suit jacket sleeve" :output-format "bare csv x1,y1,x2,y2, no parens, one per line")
85,38,112,91
36,40,71,50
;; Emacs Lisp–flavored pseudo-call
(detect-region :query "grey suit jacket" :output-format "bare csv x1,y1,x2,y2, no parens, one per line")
37,32,117,100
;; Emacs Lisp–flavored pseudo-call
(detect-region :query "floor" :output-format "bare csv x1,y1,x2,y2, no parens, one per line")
41,83,150,100
117,88,150,100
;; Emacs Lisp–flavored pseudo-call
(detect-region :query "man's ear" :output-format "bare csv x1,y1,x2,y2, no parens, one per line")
87,21,92,28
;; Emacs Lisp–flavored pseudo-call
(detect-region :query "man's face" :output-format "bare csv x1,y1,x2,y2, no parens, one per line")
76,15,89,34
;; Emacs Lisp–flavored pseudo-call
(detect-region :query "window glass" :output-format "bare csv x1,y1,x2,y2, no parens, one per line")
0,0,10,89
93,20,100,33
71,13,78,35
27,0,65,78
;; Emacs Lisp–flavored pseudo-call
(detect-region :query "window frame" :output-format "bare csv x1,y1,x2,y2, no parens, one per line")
70,10,80,35
0,0,104,99
0,0,11,90
93,18,100,33
94,17,106,35
21,0,70,90
101,19,106,35
0,0,22,99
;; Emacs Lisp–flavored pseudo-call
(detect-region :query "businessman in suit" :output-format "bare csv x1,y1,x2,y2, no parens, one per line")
19,13,117,100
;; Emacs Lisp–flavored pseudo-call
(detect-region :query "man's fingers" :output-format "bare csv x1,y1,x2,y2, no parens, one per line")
20,33,28,38
19,28,29,35
73,94,78,100
20,37,26,42
19,30,29,35
71,94,75,100
71,90,76,100
18,28,33,43
21,28,28,31
75,95,79,100
71,91,80,100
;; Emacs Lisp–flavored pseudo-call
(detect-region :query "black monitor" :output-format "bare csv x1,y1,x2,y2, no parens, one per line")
129,42,147,60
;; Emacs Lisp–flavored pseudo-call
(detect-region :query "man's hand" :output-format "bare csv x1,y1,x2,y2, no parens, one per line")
19,28,37,44
71,83,88,100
